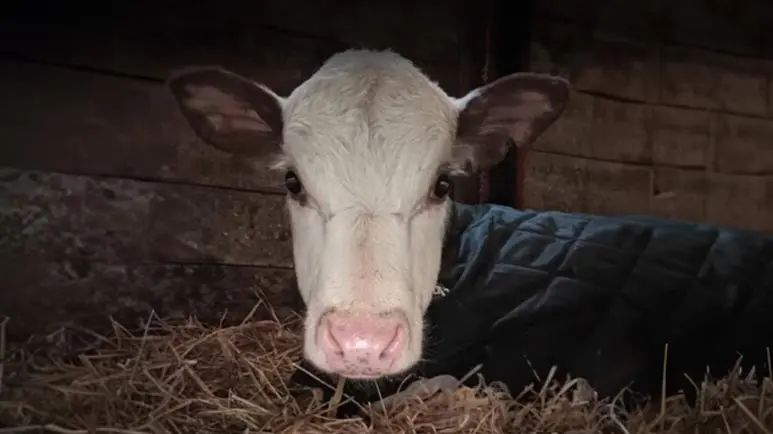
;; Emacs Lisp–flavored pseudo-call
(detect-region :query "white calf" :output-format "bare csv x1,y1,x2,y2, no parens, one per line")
168,49,570,380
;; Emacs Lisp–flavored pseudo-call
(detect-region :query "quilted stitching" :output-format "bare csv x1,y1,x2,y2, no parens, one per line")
438,204,773,404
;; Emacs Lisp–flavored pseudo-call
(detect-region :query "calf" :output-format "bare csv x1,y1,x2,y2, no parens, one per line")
168,49,570,381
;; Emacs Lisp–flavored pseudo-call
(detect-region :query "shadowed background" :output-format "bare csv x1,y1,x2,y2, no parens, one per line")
1,0,773,341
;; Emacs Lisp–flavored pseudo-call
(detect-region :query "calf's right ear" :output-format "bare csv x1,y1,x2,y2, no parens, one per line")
167,66,285,158
453,72,571,171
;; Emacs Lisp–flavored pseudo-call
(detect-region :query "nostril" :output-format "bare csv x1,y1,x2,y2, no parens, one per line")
319,312,409,373
321,316,344,357
379,323,405,361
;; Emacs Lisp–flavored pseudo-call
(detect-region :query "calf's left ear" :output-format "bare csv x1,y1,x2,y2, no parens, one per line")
167,66,285,159
453,73,571,170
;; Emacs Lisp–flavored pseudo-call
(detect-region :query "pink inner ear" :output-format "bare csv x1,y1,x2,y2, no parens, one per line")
512,91,553,117
183,85,245,111
184,84,275,134
454,74,570,170
229,116,275,133
477,101,549,147
206,112,272,134
204,113,274,134
485,86,559,145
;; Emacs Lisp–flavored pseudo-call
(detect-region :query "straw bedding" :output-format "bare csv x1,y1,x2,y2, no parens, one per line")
0,304,771,434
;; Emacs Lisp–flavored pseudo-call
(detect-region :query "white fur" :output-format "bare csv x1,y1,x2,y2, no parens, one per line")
276,50,458,374
170,48,569,379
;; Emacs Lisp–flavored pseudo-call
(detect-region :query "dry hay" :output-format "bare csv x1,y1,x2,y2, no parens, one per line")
0,305,772,434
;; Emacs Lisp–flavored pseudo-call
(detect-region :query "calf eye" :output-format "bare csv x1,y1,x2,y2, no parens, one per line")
431,173,452,200
284,171,303,196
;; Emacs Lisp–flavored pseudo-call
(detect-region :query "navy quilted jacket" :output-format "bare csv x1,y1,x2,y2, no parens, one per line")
292,203,773,413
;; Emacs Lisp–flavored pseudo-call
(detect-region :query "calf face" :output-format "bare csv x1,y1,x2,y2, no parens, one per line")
168,50,570,381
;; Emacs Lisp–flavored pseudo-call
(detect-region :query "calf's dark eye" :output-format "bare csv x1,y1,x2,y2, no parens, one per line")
432,173,452,200
284,171,303,196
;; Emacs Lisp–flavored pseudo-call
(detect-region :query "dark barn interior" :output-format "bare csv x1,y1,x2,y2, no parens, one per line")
1,0,773,431
0,0,501,339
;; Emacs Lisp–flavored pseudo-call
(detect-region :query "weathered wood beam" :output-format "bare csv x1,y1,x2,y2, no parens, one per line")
0,0,463,80
0,168,293,267
0,60,287,192
0,256,302,340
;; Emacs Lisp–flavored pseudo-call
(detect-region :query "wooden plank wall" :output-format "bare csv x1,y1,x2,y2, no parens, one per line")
522,0,773,233
0,0,475,339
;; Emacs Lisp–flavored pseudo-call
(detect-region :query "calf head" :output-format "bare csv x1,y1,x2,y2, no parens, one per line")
168,50,570,381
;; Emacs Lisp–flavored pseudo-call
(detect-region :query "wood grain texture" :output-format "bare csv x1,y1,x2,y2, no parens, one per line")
249,0,461,64
583,159,653,216
532,15,773,117
521,152,773,233
530,70,773,174
529,18,661,102
532,94,652,165
660,47,771,116
705,173,773,233
522,152,654,217
0,59,288,192
651,167,707,222
535,0,771,57
521,152,587,213
650,107,712,169
662,0,770,57
523,0,773,233
0,256,302,340
0,1,463,95
715,114,773,175
0,168,293,267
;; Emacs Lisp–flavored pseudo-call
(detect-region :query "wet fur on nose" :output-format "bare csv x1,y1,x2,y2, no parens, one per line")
317,311,407,379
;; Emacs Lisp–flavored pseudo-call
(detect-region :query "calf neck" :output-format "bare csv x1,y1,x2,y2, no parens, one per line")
168,49,571,381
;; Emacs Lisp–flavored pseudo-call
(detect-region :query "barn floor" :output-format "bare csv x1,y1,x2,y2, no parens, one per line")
0,306,770,434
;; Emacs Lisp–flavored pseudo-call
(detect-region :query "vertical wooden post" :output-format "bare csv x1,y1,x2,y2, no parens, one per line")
486,0,536,208
454,0,495,204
